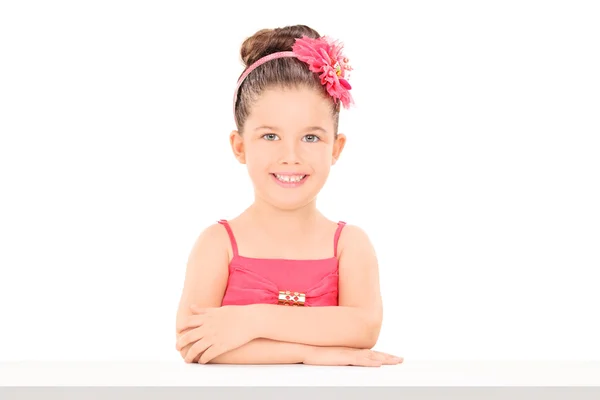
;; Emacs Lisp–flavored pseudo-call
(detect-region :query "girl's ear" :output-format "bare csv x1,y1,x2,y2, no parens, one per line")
331,133,347,165
229,130,246,164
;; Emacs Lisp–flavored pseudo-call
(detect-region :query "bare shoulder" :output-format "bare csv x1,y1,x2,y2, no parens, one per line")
183,222,231,283
176,223,230,333
187,222,230,261
336,223,382,315
338,223,372,242
337,224,377,263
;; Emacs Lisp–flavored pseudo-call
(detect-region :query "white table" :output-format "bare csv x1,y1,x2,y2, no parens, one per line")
1,360,599,399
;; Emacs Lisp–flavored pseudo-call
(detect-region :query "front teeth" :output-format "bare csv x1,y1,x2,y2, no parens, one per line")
275,174,305,183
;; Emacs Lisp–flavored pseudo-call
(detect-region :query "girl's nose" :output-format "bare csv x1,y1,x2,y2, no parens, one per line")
278,142,302,164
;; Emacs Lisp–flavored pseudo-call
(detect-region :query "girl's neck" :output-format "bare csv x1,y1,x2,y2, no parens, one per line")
245,198,323,235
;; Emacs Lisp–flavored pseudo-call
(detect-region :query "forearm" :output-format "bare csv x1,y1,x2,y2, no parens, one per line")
208,338,312,364
251,304,380,348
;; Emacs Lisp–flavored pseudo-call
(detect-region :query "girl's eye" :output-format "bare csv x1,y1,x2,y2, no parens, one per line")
303,135,320,143
262,133,280,141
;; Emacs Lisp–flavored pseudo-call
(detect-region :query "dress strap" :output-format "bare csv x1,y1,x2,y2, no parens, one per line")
217,219,238,257
333,221,347,257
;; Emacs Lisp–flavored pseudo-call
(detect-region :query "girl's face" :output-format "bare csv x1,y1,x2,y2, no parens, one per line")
230,86,346,211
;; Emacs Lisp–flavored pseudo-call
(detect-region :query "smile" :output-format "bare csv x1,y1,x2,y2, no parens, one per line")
270,173,309,187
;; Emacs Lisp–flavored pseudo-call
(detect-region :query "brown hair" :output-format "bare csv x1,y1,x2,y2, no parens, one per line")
234,25,340,135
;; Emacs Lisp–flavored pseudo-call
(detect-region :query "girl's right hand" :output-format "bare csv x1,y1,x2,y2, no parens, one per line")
303,346,403,367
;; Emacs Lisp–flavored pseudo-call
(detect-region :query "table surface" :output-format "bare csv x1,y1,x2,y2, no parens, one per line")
1,360,599,387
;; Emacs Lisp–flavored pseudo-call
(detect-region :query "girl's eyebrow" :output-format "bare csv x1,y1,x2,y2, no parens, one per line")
305,126,328,134
254,125,278,132
254,125,328,133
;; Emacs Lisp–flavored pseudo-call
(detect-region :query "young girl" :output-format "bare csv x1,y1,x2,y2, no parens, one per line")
175,24,403,367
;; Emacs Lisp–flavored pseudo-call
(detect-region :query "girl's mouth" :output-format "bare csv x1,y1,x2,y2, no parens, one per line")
270,173,309,187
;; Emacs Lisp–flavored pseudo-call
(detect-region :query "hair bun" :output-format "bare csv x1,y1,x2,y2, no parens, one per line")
240,25,320,66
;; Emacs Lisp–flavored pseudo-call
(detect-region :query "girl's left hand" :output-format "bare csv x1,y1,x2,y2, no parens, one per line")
176,305,256,364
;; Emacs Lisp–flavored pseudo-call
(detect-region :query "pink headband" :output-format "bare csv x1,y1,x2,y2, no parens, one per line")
233,35,354,125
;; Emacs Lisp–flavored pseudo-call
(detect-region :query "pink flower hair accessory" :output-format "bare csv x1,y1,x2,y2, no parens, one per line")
291,35,354,108
233,35,354,123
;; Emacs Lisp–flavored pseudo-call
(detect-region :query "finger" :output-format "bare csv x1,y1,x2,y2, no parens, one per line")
367,351,387,362
198,343,224,364
373,351,404,364
382,356,403,365
366,351,400,366
184,337,213,364
183,341,202,364
176,318,197,335
176,326,193,338
355,357,383,367
175,327,192,346
176,315,205,334
179,341,200,364
180,341,195,363
180,346,191,363
374,350,402,360
391,355,404,364
352,351,383,367
176,326,206,351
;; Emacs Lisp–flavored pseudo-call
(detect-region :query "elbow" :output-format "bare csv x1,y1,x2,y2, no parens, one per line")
360,313,382,349
364,324,380,349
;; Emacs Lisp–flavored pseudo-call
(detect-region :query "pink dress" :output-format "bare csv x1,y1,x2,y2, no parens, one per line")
218,219,345,307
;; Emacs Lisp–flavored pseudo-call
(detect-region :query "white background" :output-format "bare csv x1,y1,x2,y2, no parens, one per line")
0,0,598,362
